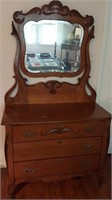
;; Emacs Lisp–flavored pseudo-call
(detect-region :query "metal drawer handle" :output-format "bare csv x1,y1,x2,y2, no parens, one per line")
24,168,37,175
62,128,80,134
85,144,93,149
42,127,80,136
47,128,59,135
47,128,72,135
85,127,95,133
24,131,36,137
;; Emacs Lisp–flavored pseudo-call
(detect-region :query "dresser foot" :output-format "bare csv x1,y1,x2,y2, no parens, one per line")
8,182,28,199
8,184,15,199
9,193,15,199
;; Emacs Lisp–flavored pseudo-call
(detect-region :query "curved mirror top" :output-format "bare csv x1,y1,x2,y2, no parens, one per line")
24,20,84,73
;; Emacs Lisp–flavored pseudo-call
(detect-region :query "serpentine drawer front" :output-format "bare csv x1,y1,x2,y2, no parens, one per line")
14,155,100,179
13,137,102,161
13,121,105,143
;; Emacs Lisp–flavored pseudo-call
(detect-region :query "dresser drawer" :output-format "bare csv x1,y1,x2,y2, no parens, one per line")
13,137,102,161
13,121,104,142
14,155,100,179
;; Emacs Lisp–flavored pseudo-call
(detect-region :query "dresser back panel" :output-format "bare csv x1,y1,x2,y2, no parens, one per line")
27,83,93,104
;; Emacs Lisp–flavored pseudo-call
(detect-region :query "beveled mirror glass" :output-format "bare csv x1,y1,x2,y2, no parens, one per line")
24,20,84,73
12,0,94,79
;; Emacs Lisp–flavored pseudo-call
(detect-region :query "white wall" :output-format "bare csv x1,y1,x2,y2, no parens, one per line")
96,0,112,153
0,0,107,167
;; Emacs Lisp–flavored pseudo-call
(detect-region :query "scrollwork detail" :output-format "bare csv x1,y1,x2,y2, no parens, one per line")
13,11,25,24
44,81,62,94
84,15,94,27
13,0,94,27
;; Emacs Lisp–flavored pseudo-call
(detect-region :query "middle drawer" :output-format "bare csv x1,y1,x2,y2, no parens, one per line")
13,137,102,162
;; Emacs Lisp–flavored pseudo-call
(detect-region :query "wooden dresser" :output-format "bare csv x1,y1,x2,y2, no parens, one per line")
1,0,111,199
2,103,111,198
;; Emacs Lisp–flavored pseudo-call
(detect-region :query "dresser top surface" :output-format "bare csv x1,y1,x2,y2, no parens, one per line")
2,103,111,125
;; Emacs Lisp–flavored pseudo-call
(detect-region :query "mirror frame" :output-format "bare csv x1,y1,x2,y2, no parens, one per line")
12,0,94,79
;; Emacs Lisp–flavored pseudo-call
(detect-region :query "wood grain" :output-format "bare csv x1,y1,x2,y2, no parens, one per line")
1,155,111,199
2,103,110,125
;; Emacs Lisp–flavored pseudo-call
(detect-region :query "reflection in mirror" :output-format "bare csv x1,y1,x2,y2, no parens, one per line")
24,20,84,73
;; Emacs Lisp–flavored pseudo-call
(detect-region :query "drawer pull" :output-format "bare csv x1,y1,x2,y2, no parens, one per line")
24,168,36,175
85,144,93,149
42,127,80,136
47,128,58,135
85,127,95,133
24,131,36,137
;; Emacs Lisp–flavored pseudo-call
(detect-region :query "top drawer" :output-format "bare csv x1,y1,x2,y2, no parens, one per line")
13,121,105,142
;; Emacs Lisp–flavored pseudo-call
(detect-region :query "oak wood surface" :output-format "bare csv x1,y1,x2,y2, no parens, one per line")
2,103,111,125
2,102,111,198
13,120,104,142
14,155,100,180
1,155,111,199
13,137,102,161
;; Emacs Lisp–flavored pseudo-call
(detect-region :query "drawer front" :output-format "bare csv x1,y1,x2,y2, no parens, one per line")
14,155,100,179
13,121,104,142
14,137,102,161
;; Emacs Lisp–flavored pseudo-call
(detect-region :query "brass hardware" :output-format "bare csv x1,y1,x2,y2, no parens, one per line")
42,127,80,136
85,127,95,133
85,144,93,149
63,128,71,132
24,168,36,174
24,131,36,137
47,128,58,135
41,115,48,118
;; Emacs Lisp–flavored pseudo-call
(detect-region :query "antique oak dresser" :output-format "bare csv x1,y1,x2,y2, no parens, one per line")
1,1,111,198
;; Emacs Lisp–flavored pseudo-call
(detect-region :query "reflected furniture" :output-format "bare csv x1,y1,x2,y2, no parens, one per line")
1,0,111,199
61,43,80,71
25,52,65,73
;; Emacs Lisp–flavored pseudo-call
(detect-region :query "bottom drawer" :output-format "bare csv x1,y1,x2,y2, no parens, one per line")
14,155,100,179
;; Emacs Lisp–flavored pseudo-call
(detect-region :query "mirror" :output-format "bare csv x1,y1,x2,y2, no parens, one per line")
24,20,84,73
12,0,94,79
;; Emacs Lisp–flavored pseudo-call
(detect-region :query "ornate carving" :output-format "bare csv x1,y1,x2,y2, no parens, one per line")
13,0,94,27
13,11,25,24
84,15,94,27
42,127,80,136
44,80,62,94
